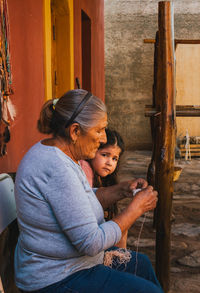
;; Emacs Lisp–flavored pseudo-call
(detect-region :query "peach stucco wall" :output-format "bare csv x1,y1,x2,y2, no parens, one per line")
1,0,105,173
1,0,45,172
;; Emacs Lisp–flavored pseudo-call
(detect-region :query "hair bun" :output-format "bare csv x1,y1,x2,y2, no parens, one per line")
37,99,54,134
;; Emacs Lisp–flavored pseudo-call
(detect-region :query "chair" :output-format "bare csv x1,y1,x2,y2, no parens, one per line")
0,173,20,293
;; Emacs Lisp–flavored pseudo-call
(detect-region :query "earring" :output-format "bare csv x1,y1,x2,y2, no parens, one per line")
72,140,76,145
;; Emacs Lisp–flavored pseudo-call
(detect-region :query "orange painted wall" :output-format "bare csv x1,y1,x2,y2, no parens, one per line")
73,0,105,101
0,0,45,172
1,0,105,173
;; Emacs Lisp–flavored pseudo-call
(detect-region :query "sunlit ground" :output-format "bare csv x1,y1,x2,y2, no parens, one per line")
118,150,200,293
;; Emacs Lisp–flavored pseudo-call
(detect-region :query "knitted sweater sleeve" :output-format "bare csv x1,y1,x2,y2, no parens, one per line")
45,166,121,257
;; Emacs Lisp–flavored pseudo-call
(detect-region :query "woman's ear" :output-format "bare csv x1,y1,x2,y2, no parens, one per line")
68,123,81,143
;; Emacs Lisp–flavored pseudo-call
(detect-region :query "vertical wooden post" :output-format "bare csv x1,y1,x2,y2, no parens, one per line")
155,2,176,292
147,31,159,204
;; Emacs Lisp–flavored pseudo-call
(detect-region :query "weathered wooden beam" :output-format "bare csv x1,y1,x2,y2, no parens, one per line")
175,39,200,45
179,144,200,148
180,152,200,157
179,144,200,157
144,39,156,43
147,31,159,188
154,2,176,292
144,39,200,45
176,105,200,116
145,105,200,117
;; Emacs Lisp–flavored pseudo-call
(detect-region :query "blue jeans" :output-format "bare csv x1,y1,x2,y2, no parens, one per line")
23,248,163,293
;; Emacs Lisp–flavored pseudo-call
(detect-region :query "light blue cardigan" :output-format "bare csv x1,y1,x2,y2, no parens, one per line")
14,142,121,291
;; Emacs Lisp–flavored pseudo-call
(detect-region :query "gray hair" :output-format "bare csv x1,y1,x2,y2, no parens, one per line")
37,89,107,138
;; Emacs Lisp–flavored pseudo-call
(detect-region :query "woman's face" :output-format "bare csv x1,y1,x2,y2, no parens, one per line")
90,144,121,177
75,114,108,160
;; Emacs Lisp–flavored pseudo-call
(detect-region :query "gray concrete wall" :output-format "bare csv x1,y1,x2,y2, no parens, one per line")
105,0,200,150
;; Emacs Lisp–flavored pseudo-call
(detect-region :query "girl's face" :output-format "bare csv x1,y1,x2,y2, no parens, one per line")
91,144,121,177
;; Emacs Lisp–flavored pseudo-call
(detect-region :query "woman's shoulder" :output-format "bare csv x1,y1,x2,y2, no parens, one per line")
17,141,75,176
19,142,57,164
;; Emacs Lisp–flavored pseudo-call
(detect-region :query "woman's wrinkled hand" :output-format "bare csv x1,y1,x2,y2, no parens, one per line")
130,178,148,191
131,186,158,214
119,178,148,198
112,184,158,233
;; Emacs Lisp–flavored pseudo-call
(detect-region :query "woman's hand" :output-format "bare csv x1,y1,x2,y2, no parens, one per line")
118,178,148,198
96,178,149,209
112,185,158,233
131,185,158,215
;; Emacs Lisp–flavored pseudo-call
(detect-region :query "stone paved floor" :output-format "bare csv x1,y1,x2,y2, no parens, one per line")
118,150,200,293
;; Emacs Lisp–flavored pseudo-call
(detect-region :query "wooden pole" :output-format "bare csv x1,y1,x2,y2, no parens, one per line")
145,105,200,117
154,2,176,292
147,31,159,188
144,39,200,45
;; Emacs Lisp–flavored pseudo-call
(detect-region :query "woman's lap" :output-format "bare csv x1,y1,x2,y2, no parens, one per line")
24,250,163,293
63,261,163,293
110,248,162,289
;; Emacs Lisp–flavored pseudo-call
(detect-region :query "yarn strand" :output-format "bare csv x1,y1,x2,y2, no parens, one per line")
103,212,148,276
134,212,148,275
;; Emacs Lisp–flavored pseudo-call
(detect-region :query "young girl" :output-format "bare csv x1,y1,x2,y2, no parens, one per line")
80,128,128,248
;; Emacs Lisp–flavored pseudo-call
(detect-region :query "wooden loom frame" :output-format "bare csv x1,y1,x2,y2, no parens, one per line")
144,1,200,292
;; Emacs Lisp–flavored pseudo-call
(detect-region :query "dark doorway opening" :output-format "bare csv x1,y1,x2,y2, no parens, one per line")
81,10,91,91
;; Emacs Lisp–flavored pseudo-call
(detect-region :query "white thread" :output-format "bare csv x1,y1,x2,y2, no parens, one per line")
132,188,142,196
103,248,132,269
103,212,148,275
134,212,148,275
131,188,148,275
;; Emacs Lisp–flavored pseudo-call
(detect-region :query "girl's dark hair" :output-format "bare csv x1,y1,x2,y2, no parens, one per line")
37,89,106,139
93,128,125,187
92,128,125,220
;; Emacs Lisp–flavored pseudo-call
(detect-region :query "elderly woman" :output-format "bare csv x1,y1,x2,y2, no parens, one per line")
14,89,163,293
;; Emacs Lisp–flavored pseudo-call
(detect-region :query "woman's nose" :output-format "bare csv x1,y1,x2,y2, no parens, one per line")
100,129,107,144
